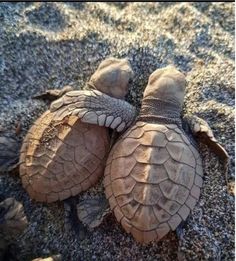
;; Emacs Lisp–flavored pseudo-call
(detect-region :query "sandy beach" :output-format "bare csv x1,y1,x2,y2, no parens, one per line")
0,2,234,260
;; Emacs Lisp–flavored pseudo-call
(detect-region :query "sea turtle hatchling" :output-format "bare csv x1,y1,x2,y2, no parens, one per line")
19,57,135,203
51,66,229,244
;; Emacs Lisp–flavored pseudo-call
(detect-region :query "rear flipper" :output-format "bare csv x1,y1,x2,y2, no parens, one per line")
63,197,87,240
176,221,186,241
76,195,110,229
50,90,137,133
183,114,229,188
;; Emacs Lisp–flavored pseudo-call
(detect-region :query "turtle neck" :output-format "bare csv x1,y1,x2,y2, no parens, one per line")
138,96,182,126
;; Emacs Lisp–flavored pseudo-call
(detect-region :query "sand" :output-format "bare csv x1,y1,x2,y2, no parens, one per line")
0,2,234,261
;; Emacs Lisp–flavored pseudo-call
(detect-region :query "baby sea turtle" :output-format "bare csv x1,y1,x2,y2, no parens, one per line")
0,197,28,260
19,57,135,203
51,66,229,243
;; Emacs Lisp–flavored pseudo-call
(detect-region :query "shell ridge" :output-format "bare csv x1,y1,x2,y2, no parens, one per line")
111,176,137,198
156,183,182,213
163,163,194,190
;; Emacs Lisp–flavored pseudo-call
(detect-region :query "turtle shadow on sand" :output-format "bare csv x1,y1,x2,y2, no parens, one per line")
190,25,234,61
1,30,112,100
88,5,137,33
25,3,68,32
0,29,113,169
192,2,235,36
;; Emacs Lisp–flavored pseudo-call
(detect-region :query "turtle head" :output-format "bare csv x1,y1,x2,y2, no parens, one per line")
88,57,133,99
143,66,186,106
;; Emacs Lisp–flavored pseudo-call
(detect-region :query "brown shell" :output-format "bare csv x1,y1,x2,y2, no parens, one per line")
104,122,203,244
20,110,110,203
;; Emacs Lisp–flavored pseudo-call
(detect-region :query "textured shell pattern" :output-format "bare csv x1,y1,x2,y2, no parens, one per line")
104,121,203,243
20,110,110,203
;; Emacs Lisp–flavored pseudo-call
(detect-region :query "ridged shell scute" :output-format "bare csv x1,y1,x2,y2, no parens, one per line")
20,110,110,203
104,122,202,244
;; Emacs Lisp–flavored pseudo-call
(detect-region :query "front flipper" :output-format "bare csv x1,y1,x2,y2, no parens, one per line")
33,86,74,101
50,90,137,132
175,221,186,241
183,114,229,186
77,195,110,229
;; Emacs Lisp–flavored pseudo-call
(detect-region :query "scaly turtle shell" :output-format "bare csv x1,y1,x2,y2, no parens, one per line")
19,110,110,203
103,122,203,243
